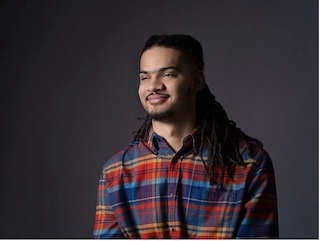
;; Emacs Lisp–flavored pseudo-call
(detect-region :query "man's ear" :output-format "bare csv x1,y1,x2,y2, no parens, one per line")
193,70,205,91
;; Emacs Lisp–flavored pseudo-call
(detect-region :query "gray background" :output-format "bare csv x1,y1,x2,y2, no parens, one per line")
0,0,318,238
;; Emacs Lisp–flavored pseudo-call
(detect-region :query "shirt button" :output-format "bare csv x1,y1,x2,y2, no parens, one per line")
169,193,174,197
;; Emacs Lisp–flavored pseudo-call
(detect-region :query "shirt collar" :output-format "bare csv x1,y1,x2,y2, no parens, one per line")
145,127,201,155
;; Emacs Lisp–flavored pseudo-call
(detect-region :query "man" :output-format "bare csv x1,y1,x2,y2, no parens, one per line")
93,34,279,238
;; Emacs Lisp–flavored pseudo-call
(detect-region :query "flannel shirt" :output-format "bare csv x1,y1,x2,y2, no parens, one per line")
93,129,278,238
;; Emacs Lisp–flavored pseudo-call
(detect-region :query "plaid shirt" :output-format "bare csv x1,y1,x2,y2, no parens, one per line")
93,129,278,238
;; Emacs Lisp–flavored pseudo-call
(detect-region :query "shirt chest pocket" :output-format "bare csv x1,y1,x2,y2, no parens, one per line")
185,185,239,231
190,185,237,204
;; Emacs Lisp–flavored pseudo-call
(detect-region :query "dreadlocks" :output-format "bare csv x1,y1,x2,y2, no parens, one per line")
195,83,263,186
134,34,263,186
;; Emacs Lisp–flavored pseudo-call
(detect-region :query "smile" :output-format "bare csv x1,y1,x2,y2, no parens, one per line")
146,94,170,105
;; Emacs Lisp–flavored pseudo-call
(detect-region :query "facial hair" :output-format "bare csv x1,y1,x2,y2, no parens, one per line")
147,109,174,121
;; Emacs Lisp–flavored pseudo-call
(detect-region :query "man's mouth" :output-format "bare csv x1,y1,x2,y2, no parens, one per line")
146,94,170,104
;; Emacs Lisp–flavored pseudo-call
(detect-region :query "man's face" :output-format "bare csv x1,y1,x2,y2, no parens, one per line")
138,47,201,122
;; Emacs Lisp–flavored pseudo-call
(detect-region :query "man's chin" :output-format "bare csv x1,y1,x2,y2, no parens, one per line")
148,111,173,121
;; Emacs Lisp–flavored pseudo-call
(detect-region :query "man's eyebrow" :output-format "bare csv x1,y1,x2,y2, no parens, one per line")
139,66,178,74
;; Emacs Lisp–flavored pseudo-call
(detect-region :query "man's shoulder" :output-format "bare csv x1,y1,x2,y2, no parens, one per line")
239,141,273,169
239,141,265,158
102,139,151,170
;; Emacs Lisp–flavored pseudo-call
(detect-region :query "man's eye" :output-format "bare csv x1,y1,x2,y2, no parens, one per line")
140,76,148,81
163,73,175,77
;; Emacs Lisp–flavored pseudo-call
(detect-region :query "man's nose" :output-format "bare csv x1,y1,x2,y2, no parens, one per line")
147,76,165,92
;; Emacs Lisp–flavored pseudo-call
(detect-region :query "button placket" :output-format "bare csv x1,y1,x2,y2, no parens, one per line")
168,155,182,237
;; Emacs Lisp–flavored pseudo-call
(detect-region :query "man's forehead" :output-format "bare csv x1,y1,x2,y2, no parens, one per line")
140,48,189,73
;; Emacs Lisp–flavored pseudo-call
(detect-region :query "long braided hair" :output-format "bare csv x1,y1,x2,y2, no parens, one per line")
134,34,263,186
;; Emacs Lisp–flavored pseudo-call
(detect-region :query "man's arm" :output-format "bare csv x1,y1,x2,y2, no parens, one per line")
93,171,124,239
237,151,279,238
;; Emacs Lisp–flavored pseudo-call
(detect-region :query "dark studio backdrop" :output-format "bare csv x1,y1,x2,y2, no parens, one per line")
0,0,318,238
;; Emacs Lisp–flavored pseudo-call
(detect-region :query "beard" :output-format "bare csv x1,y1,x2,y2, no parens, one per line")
147,109,174,121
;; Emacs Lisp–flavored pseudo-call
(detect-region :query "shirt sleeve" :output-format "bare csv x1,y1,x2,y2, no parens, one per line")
236,151,279,238
93,170,124,239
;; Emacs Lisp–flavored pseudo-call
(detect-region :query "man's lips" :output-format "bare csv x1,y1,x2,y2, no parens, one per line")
146,94,170,104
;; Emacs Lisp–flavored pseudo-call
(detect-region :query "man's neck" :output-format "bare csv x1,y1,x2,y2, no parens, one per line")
152,117,196,152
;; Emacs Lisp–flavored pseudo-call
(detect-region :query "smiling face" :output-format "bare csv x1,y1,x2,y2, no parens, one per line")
138,47,204,122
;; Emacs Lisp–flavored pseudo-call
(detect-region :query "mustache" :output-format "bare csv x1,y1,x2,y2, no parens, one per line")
146,92,170,99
